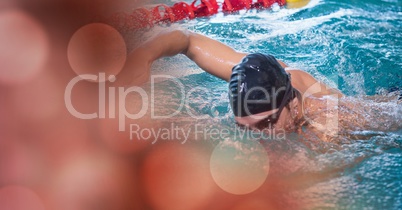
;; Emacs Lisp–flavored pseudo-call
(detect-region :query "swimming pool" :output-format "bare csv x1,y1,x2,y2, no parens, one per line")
148,0,402,209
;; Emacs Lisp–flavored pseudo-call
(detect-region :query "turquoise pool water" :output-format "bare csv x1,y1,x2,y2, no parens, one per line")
150,0,402,209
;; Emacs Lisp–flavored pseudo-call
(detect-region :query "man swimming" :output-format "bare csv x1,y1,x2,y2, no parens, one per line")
122,29,401,141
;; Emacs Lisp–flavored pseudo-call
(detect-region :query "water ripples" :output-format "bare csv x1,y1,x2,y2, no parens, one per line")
148,0,402,208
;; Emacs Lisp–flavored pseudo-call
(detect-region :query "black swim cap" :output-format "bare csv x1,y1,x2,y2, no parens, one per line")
229,53,294,117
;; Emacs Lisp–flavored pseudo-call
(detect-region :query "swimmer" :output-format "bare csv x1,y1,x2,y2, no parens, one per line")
123,29,401,141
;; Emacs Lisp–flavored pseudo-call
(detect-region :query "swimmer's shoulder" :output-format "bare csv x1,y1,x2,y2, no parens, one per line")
284,68,317,94
285,68,344,98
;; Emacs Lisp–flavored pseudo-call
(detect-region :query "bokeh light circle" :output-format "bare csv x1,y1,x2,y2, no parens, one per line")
0,9,49,85
47,152,138,210
141,142,215,210
210,140,269,195
67,23,127,82
0,186,45,210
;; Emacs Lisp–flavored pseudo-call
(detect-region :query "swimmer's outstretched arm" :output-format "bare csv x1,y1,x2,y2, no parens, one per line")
127,29,342,97
132,29,247,81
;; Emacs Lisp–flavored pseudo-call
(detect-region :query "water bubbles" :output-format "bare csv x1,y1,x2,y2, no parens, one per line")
385,51,391,58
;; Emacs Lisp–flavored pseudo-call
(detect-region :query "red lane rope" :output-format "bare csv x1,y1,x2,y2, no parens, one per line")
191,0,219,17
172,2,195,20
108,0,285,30
152,4,176,23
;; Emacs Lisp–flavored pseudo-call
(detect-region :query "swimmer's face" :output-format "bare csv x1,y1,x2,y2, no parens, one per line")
235,98,298,131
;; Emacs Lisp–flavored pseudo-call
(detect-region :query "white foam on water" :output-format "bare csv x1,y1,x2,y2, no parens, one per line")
247,8,355,40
